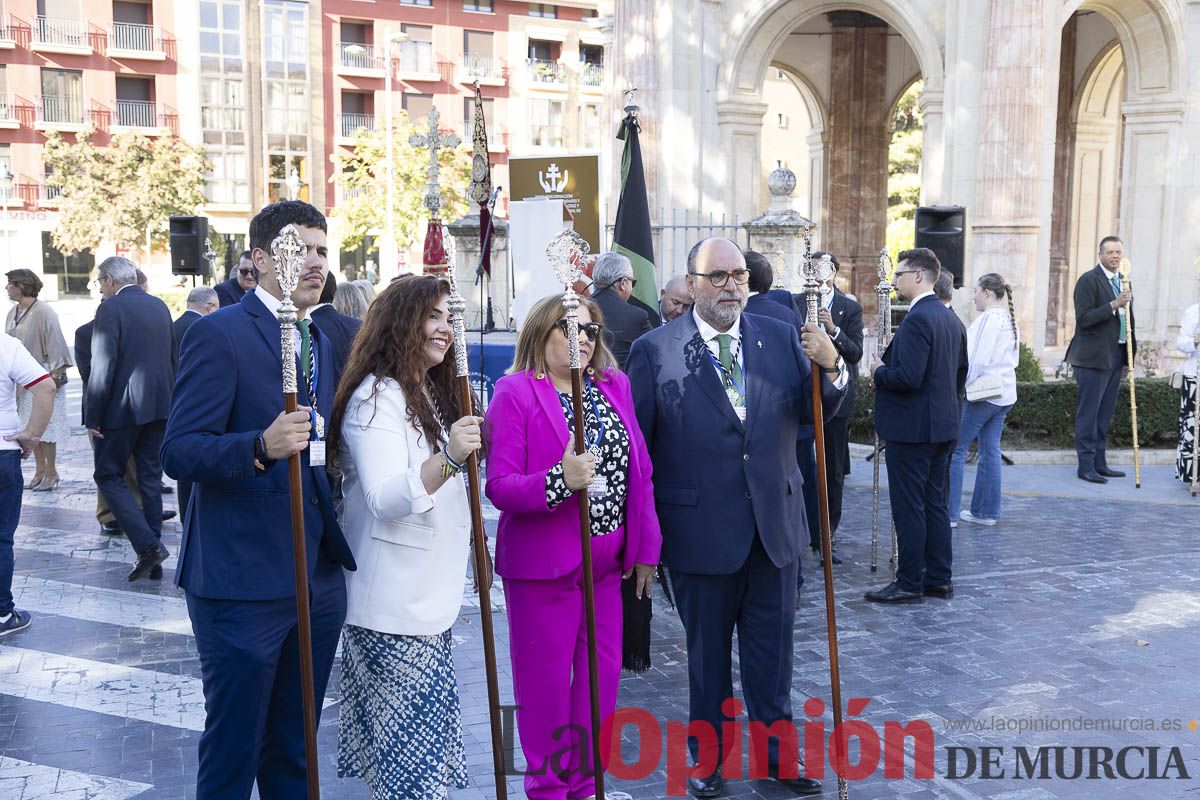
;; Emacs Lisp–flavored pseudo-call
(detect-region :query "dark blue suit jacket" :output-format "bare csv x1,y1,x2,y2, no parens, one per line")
797,290,864,420
85,286,176,430
161,291,357,600
627,311,844,574
310,304,362,379
873,294,968,444
746,293,802,333
214,277,247,308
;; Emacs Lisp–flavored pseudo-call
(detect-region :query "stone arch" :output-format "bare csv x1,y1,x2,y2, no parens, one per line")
1061,0,1182,99
769,63,827,225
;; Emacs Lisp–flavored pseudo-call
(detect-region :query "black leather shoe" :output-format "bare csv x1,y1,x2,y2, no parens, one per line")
149,565,163,580
924,583,954,599
773,776,823,795
1077,470,1108,484
811,546,843,565
99,520,123,536
687,768,724,798
128,542,169,582
1095,466,1125,478
162,510,177,521
864,581,923,604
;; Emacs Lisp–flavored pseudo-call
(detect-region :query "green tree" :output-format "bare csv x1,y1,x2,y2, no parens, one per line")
886,80,924,260
333,112,472,253
43,126,208,255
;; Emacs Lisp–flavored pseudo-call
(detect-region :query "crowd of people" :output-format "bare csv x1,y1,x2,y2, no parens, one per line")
0,199,1198,799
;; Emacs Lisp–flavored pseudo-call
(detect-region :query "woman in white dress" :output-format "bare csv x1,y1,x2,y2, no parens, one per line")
5,269,72,491
327,274,486,800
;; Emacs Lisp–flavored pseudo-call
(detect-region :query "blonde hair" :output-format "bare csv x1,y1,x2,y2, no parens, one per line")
509,295,617,378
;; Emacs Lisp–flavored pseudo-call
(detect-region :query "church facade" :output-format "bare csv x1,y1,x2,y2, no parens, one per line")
607,0,1200,357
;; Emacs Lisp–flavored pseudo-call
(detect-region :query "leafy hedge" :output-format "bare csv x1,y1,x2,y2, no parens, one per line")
848,376,1180,449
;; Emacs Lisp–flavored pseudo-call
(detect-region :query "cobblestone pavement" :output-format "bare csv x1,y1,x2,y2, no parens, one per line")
2,389,1198,799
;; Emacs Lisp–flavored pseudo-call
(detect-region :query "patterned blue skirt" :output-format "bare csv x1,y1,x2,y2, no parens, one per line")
337,625,469,799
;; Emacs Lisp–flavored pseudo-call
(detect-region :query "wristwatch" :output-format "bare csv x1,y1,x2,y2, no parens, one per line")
253,433,270,467
821,356,845,376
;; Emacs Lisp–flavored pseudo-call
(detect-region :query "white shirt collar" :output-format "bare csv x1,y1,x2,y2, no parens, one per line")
693,306,741,344
308,302,330,314
115,283,139,296
909,290,937,307
253,285,310,320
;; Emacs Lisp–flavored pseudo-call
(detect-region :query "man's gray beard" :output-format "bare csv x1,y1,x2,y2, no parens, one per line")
696,294,743,330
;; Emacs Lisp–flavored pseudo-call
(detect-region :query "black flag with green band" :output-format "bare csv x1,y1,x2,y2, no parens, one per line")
612,113,658,309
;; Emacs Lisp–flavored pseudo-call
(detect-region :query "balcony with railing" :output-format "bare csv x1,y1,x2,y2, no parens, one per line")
579,63,603,90
0,11,14,47
527,59,566,88
106,22,165,59
338,113,375,141
35,95,86,130
337,42,385,76
33,16,91,54
110,99,176,133
398,41,437,78
459,53,505,85
0,93,17,128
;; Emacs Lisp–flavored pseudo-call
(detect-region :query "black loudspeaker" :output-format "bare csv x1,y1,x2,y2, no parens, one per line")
915,205,966,288
169,216,209,276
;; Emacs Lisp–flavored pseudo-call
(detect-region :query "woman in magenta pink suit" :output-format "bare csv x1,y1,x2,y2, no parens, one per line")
485,295,661,800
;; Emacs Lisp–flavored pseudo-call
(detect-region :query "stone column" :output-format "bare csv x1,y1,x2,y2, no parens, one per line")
716,99,769,223
825,12,889,301
446,213,511,329
743,167,815,292
970,0,1050,349
612,0,658,212
1045,15,1077,348
917,88,946,204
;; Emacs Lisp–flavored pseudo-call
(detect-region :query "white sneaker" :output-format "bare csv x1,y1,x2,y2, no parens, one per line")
960,510,996,526
950,520,958,529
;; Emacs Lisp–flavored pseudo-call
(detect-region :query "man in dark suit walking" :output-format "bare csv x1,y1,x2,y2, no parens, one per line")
865,248,967,604
170,286,219,520
162,201,357,798
214,250,257,307
1066,235,1135,483
628,238,845,797
590,252,653,369
309,272,362,379
796,252,863,549
86,257,174,581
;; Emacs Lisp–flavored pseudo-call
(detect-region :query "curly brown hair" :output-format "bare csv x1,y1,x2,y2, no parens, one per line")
328,274,472,466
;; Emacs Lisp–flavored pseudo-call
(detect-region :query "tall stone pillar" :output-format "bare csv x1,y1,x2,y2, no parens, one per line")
917,88,946,205
612,0,658,213
825,12,889,302
971,0,1050,349
1046,15,1077,348
716,100,769,222
446,214,511,329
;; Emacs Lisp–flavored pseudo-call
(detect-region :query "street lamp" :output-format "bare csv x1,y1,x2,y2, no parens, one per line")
382,29,408,279
0,164,12,273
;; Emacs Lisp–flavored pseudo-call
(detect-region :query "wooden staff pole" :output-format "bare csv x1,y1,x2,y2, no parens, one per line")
270,225,321,800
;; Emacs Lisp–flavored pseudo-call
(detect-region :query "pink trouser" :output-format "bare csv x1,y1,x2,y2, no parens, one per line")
503,529,625,800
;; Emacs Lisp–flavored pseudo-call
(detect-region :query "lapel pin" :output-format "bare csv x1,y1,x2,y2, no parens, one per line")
757,340,763,348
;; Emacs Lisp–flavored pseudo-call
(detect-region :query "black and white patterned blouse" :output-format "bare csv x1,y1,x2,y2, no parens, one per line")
544,378,631,536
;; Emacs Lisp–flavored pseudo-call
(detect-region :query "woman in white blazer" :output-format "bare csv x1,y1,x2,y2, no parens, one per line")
326,275,484,800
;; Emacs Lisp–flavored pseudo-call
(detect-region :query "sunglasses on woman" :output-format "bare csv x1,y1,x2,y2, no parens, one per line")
556,319,604,340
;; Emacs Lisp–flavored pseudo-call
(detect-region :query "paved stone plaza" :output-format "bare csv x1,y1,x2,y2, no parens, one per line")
2,388,1198,799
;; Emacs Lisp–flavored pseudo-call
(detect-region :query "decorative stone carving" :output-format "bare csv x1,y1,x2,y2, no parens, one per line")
743,165,815,292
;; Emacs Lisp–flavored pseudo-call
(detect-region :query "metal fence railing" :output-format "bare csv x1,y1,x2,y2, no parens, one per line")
110,22,157,51
527,59,565,84
579,63,603,87
605,208,748,288
339,113,374,138
462,53,502,81
37,94,84,125
115,99,156,127
35,16,87,47
337,42,383,71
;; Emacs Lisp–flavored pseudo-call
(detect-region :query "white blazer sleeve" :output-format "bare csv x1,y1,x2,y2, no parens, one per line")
342,382,436,523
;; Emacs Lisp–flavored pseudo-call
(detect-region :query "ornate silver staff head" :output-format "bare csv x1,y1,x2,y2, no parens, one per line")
546,229,591,371
445,248,470,380
876,248,893,294
270,224,305,393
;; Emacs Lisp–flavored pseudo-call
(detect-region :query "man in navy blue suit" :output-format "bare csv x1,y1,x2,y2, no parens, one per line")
865,247,967,604
170,286,219,522
628,238,846,797
162,201,357,798
309,272,362,379
214,250,257,307
86,256,175,581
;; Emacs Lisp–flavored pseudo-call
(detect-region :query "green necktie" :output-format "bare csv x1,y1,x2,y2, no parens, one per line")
297,319,313,381
1110,274,1127,342
716,334,744,399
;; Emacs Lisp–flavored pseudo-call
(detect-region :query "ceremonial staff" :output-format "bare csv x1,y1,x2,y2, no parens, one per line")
446,267,508,800
547,229,606,800
1119,258,1141,488
1192,258,1200,498
270,225,322,800
802,233,850,800
870,248,892,574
